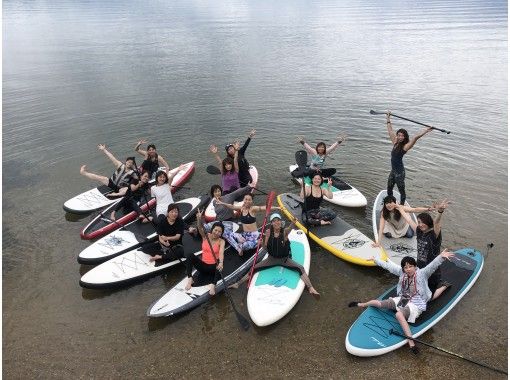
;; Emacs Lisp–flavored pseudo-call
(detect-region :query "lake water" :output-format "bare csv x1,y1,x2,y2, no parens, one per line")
3,0,507,378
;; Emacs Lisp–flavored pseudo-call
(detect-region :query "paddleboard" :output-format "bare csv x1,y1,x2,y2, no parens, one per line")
247,229,311,326
277,193,385,266
289,164,367,207
80,162,195,240
345,248,484,356
204,165,258,222
78,196,209,265
79,231,202,289
147,239,264,317
372,190,418,265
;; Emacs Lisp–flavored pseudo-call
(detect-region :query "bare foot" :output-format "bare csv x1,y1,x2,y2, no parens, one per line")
309,287,320,299
110,212,116,221
228,282,239,289
149,255,162,262
320,220,331,225
185,277,193,291
238,250,244,257
208,284,216,296
80,165,87,175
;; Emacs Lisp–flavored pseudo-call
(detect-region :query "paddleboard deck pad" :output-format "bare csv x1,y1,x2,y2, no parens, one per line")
345,248,484,356
277,193,385,266
289,164,367,207
247,229,311,326
372,190,418,265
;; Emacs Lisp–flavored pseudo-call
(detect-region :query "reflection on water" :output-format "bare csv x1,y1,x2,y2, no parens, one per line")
3,0,507,377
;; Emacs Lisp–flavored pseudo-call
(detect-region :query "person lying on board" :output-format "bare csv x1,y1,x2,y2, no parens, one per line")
209,144,240,194
300,173,336,226
385,111,433,205
214,193,279,256
395,199,452,301
348,249,455,354
229,212,320,298
134,139,170,179
184,210,225,296
150,165,186,217
80,143,138,196
109,170,151,223
297,133,346,170
225,129,256,187
372,195,435,247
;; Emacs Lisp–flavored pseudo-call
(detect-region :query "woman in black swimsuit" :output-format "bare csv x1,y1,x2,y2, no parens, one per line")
300,173,336,226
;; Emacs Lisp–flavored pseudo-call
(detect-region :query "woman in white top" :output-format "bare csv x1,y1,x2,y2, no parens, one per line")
151,165,185,217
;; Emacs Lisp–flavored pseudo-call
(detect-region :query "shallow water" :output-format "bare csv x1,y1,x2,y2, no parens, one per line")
3,0,507,378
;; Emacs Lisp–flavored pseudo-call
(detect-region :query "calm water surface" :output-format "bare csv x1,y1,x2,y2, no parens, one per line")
3,0,507,378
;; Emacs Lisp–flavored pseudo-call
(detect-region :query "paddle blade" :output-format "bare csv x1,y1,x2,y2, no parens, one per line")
206,165,221,175
235,309,251,331
295,150,308,170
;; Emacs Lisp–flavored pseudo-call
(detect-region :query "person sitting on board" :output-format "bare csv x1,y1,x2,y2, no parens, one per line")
297,133,347,170
229,213,320,298
372,195,435,248
225,129,256,188
184,210,225,296
79,143,138,196
134,139,170,179
394,199,452,301
149,203,185,262
209,144,240,194
348,249,455,354
150,165,186,217
385,111,433,205
109,170,152,222
214,193,279,256
300,173,336,226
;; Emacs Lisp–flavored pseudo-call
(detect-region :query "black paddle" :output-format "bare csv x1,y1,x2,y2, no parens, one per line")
205,165,270,196
201,221,250,331
388,329,507,375
370,110,451,134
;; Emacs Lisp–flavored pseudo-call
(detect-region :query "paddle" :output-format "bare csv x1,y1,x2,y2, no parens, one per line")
206,165,270,196
246,191,276,288
388,329,507,375
294,150,311,235
370,110,451,134
201,219,251,331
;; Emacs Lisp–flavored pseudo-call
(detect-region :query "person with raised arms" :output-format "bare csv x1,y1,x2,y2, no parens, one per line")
394,199,452,300
297,133,347,170
109,170,151,222
348,249,455,354
214,193,279,256
209,144,240,194
225,129,255,187
134,139,170,178
372,195,435,248
230,213,320,297
184,210,225,296
79,144,138,196
300,173,336,226
385,111,433,205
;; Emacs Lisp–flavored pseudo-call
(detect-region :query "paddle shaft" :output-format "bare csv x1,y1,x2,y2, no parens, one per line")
389,329,507,375
370,110,451,134
201,220,250,331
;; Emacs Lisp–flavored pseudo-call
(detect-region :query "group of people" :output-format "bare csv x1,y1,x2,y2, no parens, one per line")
79,113,452,347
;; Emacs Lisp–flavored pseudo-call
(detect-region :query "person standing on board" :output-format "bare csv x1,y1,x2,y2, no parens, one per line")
386,111,433,205
225,129,256,187
394,199,452,301
79,144,138,196
348,249,455,354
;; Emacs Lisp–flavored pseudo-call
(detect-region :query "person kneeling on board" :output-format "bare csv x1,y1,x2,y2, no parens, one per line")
300,173,336,226
184,210,225,296
230,213,320,298
394,199,452,300
149,203,185,263
348,249,455,354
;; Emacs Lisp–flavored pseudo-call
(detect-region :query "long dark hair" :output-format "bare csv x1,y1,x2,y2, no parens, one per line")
394,129,410,153
210,184,222,197
417,212,434,229
382,195,401,221
222,157,235,173
315,142,326,155
210,221,225,236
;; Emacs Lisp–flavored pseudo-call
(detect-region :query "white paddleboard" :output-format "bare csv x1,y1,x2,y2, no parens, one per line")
289,164,367,207
247,229,311,326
